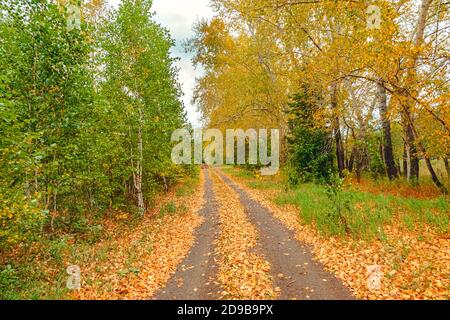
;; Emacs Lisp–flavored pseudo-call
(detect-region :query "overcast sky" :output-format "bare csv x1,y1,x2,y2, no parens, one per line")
109,0,214,127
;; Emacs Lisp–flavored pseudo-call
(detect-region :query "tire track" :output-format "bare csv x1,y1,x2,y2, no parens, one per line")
210,171,276,299
154,168,221,300
216,169,354,300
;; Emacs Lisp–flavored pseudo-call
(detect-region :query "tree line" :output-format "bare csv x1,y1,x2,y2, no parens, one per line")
0,0,188,248
189,0,449,191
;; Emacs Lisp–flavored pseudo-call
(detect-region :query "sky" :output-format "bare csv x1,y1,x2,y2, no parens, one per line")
108,0,214,128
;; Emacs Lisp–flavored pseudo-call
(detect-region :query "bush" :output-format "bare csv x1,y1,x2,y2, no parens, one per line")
288,127,335,184
367,132,386,179
0,192,47,249
323,174,352,236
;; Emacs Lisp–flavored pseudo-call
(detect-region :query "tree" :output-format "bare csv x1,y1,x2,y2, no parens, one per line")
98,0,185,212
0,0,187,248
0,0,93,244
287,91,335,184
198,0,449,192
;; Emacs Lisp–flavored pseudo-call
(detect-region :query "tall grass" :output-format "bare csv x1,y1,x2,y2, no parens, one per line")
275,184,449,240
225,166,449,241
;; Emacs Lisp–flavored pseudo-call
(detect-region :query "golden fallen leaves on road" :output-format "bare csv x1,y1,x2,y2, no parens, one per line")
72,171,205,300
211,171,277,300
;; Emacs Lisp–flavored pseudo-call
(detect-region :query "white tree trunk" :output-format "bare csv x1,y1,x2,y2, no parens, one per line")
134,107,145,214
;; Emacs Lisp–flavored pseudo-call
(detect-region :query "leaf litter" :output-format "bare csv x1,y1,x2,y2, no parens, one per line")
210,170,277,300
72,172,205,300
223,169,450,300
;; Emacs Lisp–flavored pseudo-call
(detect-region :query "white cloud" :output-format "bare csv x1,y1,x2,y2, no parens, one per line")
107,0,213,127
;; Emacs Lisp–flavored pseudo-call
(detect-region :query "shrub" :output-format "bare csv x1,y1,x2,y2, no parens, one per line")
0,192,47,250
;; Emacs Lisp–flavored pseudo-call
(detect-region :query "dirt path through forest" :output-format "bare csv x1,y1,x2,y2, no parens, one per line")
155,168,353,300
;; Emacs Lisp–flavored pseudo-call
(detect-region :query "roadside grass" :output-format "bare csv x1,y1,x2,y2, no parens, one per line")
221,165,255,179
175,174,199,197
224,166,449,241
0,171,200,300
275,184,449,240
247,180,280,190
0,236,76,299
159,201,177,217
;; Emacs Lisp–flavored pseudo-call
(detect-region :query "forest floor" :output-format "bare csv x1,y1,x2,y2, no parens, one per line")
1,167,448,300
1,173,205,299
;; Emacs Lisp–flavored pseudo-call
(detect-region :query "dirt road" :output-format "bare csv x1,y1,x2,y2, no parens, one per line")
155,168,353,300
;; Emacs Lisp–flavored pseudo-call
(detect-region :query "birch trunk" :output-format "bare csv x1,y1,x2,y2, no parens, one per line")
377,82,398,179
134,107,145,214
401,0,432,182
444,157,450,179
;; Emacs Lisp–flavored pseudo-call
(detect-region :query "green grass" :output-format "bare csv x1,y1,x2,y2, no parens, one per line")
175,174,199,197
0,237,73,300
159,201,177,217
247,180,280,190
227,166,449,241
221,165,255,179
275,184,449,240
